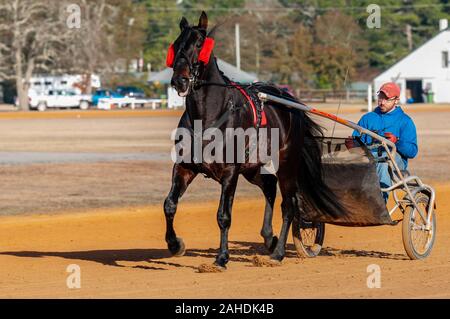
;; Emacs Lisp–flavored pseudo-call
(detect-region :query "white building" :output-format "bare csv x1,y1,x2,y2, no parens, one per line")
374,19,450,103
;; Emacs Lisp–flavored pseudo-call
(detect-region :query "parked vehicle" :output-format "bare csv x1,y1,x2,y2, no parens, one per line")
116,86,146,99
91,89,124,106
29,74,101,96
29,89,91,111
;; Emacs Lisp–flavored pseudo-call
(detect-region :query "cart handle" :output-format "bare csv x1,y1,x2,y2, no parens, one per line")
257,92,397,153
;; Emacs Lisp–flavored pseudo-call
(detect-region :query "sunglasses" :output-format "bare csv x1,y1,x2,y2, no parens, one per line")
377,94,397,102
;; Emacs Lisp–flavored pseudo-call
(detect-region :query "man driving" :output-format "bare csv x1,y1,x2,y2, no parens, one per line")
352,82,418,202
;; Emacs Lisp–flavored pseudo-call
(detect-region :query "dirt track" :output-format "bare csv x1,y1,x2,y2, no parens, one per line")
0,184,449,298
0,108,449,298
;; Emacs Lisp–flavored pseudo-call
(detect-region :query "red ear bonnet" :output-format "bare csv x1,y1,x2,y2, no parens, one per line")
166,43,175,68
166,37,214,68
198,37,214,65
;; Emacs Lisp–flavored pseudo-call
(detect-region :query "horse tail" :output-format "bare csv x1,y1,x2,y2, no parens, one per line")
297,113,347,219
255,84,347,218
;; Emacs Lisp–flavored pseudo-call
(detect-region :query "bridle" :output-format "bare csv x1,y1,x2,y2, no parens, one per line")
166,27,270,130
166,28,215,91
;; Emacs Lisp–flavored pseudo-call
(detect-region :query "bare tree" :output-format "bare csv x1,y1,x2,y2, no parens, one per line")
0,0,67,110
71,0,115,94
62,0,121,94
60,0,147,94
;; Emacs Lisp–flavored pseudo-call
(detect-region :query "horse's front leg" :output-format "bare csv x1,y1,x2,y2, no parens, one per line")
164,163,197,256
214,170,239,269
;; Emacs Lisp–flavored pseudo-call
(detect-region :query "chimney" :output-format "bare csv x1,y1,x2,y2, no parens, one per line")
439,19,448,31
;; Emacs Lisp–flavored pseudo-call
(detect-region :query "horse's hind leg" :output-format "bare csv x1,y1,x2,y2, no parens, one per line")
164,164,197,256
270,170,299,262
260,175,278,253
244,172,278,253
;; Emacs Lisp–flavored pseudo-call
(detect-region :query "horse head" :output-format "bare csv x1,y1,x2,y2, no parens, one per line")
167,11,215,97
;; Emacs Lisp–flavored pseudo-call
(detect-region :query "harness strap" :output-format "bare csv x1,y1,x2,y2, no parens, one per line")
230,82,267,128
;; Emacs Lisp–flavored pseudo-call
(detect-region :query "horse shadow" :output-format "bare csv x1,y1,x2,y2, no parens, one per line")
0,241,285,271
0,241,407,271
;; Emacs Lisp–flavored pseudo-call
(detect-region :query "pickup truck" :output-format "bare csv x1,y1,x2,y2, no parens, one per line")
91,89,124,106
29,89,92,111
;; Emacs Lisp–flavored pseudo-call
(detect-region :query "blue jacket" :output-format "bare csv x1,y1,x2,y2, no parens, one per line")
352,106,418,166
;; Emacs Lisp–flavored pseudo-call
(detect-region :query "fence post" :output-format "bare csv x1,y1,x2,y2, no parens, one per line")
367,85,373,112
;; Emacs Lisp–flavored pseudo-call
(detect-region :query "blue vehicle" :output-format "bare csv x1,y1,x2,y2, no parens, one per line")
91,89,124,106
116,86,146,99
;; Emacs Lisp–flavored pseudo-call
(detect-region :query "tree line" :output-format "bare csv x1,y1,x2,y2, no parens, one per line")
144,0,450,89
1,0,450,110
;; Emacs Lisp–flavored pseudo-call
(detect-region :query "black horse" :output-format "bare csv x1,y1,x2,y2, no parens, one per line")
164,11,346,270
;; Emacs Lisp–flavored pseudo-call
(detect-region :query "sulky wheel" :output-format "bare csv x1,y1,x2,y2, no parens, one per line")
292,215,325,258
402,193,436,260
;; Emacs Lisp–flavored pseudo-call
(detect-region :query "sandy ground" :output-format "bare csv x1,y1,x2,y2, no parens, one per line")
0,107,449,298
0,185,449,298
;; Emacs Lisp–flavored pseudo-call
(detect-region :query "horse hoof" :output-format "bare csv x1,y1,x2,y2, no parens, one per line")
268,236,278,253
197,263,226,273
170,237,186,257
252,255,282,267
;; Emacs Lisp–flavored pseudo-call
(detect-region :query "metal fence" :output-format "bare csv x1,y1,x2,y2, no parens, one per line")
294,89,368,103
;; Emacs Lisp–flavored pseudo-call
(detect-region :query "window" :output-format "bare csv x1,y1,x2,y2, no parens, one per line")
443,51,449,68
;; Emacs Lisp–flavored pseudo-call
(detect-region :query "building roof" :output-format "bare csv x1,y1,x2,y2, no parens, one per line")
374,28,450,81
148,58,257,84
